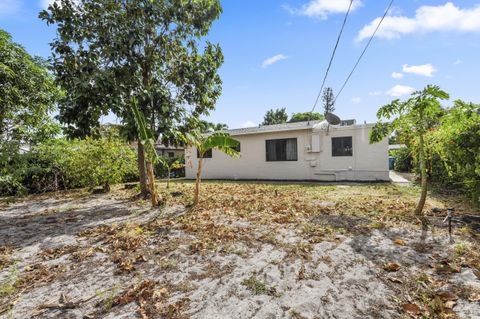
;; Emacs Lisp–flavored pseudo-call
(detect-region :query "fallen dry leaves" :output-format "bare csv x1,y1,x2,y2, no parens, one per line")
383,262,401,272
107,279,189,319
401,303,421,316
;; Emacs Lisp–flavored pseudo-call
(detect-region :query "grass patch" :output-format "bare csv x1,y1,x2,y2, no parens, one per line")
0,264,19,297
241,274,277,296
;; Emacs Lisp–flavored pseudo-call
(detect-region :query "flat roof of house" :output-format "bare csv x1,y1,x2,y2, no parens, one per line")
154,143,184,150
225,120,373,136
225,120,323,136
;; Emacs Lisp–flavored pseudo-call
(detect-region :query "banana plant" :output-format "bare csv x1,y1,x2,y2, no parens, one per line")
158,157,184,189
130,97,160,206
187,132,240,205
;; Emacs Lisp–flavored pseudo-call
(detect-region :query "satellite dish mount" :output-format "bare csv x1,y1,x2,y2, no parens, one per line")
325,112,341,135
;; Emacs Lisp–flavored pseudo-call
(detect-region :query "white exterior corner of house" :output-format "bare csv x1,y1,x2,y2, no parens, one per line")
185,120,389,182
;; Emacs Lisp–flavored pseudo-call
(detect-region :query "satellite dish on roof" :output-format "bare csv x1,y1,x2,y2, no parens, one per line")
325,112,341,125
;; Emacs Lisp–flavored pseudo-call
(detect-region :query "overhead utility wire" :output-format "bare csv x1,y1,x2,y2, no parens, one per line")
334,0,395,103
309,0,354,115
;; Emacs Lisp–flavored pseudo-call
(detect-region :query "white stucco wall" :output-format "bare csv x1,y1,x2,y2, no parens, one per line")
185,125,388,181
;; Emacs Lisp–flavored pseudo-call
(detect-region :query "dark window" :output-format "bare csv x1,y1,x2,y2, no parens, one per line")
332,136,353,156
197,149,212,158
231,143,241,152
168,152,175,158
266,138,297,161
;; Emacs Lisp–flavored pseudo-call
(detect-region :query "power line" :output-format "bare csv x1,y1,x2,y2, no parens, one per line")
334,0,395,103
310,0,354,115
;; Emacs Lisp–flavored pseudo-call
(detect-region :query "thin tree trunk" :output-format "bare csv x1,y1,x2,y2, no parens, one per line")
146,161,158,206
415,134,429,229
137,141,148,197
167,168,171,189
194,158,203,206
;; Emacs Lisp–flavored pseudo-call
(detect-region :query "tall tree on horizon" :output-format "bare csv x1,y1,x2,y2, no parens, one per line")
40,0,223,198
262,108,288,125
322,87,335,116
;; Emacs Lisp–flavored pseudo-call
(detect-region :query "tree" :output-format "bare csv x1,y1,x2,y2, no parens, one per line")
369,85,449,226
0,30,60,147
189,133,239,205
194,120,228,133
262,108,288,125
40,0,223,198
130,97,161,207
212,123,229,131
322,87,335,116
289,112,324,123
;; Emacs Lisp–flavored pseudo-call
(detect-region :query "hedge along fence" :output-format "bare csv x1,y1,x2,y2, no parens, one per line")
0,137,138,196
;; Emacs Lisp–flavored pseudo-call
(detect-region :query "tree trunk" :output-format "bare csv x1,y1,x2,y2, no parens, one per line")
194,158,203,206
137,141,148,197
146,161,158,206
167,168,171,189
414,134,429,229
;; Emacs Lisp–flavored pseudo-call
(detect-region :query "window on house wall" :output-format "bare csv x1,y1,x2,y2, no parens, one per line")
168,152,174,157
197,149,212,158
332,136,353,156
266,138,297,161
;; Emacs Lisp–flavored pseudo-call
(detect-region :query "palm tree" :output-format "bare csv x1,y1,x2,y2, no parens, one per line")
189,132,240,205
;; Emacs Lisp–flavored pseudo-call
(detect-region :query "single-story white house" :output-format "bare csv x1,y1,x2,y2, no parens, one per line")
185,120,389,181
155,143,185,158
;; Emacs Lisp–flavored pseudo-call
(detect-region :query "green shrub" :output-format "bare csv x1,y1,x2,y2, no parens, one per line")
391,147,413,172
0,175,26,197
429,101,480,205
0,137,138,196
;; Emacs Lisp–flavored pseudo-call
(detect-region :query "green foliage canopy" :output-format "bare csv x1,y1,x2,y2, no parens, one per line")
262,108,288,126
369,85,449,144
0,30,61,146
40,0,224,140
289,112,324,123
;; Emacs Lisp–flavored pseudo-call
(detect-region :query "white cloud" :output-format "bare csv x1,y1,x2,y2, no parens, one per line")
386,85,415,97
262,54,288,68
369,91,382,96
453,59,463,65
0,0,21,15
357,2,480,41
351,97,361,103
241,120,257,128
402,64,436,77
284,0,362,19
391,72,403,79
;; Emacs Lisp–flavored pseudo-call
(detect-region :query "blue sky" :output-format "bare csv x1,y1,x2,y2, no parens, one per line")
2,0,480,128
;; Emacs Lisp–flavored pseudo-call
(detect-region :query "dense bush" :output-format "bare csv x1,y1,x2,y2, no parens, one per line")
0,137,138,196
391,147,413,172
429,101,480,205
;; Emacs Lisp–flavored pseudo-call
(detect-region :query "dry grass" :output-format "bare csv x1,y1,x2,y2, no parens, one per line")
2,180,479,318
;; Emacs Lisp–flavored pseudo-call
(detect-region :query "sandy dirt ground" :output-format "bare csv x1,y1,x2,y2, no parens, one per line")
0,182,479,319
